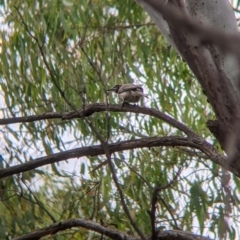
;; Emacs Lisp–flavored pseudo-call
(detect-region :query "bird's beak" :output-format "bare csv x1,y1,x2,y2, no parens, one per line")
106,88,115,91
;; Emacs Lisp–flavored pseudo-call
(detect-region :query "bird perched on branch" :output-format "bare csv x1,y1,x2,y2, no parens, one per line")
107,83,147,107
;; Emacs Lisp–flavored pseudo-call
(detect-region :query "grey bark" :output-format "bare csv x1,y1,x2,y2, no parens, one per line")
135,0,240,172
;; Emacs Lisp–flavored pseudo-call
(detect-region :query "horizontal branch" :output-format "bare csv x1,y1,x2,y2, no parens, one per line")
12,218,139,240
0,103,195,136
0,104,237,176
0,135,233,179
12,218,214,240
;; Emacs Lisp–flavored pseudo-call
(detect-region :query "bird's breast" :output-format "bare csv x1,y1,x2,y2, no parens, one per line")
118,91,141,103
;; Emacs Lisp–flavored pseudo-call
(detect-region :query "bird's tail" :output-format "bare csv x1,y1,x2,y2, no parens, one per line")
140,92,148,98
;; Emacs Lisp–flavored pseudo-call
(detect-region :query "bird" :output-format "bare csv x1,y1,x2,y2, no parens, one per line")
107,83,147,107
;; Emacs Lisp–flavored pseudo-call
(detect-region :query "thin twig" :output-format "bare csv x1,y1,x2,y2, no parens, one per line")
80,46,111,142
13,6,76,111
156,167,182,191
21,179,56,222
123,160,153,189
148,168,182,239
158,196,179,229
84,118,147,240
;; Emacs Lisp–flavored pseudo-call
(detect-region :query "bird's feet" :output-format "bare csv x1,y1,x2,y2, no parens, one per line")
121,102,130,108
121,102,138,108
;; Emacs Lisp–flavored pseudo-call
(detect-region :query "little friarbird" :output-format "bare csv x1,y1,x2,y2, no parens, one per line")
107,83,147,107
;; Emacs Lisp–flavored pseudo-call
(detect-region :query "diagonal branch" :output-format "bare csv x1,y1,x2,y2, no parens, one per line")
84,119,146,240
139,0,240,170
13,6,76,110
0,136,232,179
20,180,56,223
142,0,240,55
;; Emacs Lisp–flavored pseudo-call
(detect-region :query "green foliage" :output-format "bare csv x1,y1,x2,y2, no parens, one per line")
0,0,240,239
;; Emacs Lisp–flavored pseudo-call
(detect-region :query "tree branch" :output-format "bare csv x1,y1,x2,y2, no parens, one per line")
0,136,232,179
148,169,182,239
12,218,139,240
0,103,195,136
140,0,240,170
12,218,214,240
0,103,236,177
13,6,77,111
142,0,240,55
84,119,146,240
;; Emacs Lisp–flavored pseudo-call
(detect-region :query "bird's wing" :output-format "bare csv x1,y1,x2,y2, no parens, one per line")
118,84,143,94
